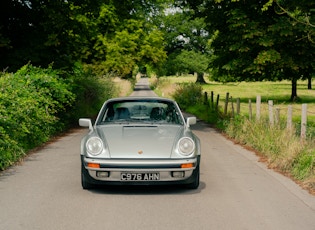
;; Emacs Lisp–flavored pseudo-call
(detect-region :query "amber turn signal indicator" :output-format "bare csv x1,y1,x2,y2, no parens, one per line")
181,163,194,168
87,163,100,168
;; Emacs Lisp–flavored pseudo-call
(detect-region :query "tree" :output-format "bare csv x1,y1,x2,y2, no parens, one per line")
265,0,315,91
72,0,168,76
263,0,315,42
0,0,168,75
170,50,209,82
181,0,315,100
91,18,166,77
159,5,211,82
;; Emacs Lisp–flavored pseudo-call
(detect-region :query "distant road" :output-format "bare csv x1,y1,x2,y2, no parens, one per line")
0,78,314,230
129,77,157,97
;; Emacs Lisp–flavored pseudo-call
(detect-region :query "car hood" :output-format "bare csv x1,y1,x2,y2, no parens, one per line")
96,125,183,158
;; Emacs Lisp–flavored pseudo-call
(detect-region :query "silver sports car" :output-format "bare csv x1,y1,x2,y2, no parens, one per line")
79,97,201,189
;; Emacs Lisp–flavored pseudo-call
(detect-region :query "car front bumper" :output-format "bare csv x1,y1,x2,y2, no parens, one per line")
81,155,200,185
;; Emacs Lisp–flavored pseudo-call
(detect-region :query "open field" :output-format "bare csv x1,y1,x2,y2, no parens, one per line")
154,75,315,126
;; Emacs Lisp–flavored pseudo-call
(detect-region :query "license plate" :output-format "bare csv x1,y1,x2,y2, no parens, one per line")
120,173,160,181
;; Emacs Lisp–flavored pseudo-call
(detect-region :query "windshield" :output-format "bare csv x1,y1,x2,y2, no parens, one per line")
97,99,184,125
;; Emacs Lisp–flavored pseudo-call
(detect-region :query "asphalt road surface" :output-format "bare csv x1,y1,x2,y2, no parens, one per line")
0,78,314,230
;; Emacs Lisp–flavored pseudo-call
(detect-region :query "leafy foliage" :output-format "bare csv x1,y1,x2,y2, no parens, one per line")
0,63,119,170
159,6,211,80
176,50,209,74
0,126,25,171
172,82,203,110
0,0,167,75
69,63,118,121
0,64,75,169
180,0,315,100
92,19,166,76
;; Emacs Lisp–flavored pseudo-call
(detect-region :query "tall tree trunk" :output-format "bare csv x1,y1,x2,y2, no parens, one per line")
196,72,206,84
291,78,298,101
308,76,312,90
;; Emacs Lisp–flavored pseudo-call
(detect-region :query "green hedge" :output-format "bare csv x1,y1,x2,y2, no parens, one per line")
0,64,75,170
0,63,119,170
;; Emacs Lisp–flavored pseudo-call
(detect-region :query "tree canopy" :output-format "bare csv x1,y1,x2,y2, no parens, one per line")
0,0,168,75
179,0,314,99
158,5,212,81
1,0,314,99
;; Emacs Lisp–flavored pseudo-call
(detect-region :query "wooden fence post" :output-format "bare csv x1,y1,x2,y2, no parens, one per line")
231,97,235,117
216,94,220,110
248,99,252,120
204,92,208,105
209,93,309,141
236,98,240,115
301,104,307,140
268,100,274,126
224,92,229,115
256,95,261,121
211,91,214,109
287,105,293,130
275,108,280,127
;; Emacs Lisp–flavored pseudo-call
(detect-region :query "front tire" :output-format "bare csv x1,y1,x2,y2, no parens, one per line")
186,165,200,189
81,164,93,190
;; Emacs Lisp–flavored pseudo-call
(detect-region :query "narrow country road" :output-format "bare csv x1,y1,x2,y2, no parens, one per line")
0,78,314,230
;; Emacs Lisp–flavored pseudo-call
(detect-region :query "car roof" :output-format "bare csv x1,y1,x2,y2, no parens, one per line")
105,97,176,103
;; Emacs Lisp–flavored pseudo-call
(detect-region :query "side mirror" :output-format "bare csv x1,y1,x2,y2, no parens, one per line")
79,118,93,131
186,117,196,127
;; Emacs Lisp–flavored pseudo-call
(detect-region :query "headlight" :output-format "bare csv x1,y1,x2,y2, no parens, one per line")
86,137,103,156
178,137,195,156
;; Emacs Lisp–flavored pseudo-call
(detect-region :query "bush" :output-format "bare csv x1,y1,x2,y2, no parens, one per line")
0,127,25,170
0,63,119,171
68,64,118,122
172,82,203,110
0,64,75,169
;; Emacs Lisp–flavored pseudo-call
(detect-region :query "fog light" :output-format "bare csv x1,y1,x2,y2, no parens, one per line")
172,171,185,178
96,171,109,178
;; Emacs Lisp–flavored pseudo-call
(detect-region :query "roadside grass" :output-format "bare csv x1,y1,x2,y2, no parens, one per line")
112,77,133,97
150,76,173,97
153,75,315,194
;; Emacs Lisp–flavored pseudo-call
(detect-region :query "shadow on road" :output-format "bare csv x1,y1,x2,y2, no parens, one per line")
85,182,206,196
